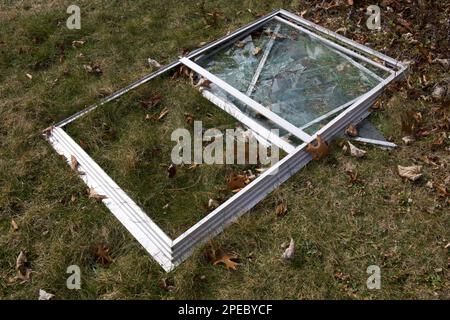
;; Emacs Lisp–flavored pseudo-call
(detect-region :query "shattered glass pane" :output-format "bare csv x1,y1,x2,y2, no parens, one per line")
197,19,382,132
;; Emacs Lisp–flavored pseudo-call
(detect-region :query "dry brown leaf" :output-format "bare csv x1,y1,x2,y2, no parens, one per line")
11,218,19,231
227,174,247,191
184,113,194,124
208,198,220,210
234,41,245,48
212,248,239,270
42,125,54,136
167,164,176,178
140,94,162,109
195,78,212,89
282,238,295,260
343,141,367,158
444,175,450,185
306,135,329,160
70,155,79,170
401,111,422,136
345,124,358,137
16,251,32,282
83,63,102,75
38,289,55,300
252,47,262,56
397,165,423,181
157,108,169,121
71,40,85,48
188,163,199,170
402,135,415,145
94,244,113,266
432,58,450,69
88,188,108,201
275,200,288,217
432,133,447,149
435,183,450,197
344,163,359,185
158,278,176,291
147,58,162,68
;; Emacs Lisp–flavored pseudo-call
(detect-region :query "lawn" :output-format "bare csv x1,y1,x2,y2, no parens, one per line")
0,0,448,299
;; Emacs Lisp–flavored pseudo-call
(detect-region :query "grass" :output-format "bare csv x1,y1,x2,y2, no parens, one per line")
0,0,449,299
64,74,268,238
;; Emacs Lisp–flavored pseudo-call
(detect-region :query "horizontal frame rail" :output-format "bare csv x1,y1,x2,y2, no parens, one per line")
274,16,393,74
278,9,404,69
180,57,313,143
55,10,280,128
201,89,296,153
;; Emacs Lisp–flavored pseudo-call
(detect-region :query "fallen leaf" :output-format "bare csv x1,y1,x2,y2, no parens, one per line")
42,125,54,136
282,238,295,261
275,200,288,217
71,40,85,48
88,188,108,201
345,124,358,137
167,164,176,178
94,244,112,266
402,135,415,145
83,63,102,75
172,65,192,80
234,41,245,48
435,183,450,197
343,141,366,158
344,163,359,185
184,113,194,124
158,278,176,292
140,94,162,109
334,271,350,282
432,133,447,149
431,85,447,100
208,198,220,210
252,47,262,56
147,58,162,68
401,111,422,135
11,218,19,231
195,78,212,89
157,108,169,121
444,175,450,185
306,135,329,160
432,58,450,69
188,163,199,170
227,174,247,191
335,27,347,35
70,155,79,170
397,165,423,181
397,17,413,32
212,248,239,270
16,251,32,282
38,289,55,300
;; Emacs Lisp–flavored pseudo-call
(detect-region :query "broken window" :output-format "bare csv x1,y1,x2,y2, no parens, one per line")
45,10,407,272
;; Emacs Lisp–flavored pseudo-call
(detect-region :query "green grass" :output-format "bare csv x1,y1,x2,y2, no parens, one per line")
64,74,266,238
0,0,449,299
